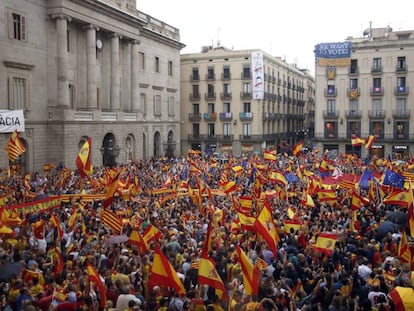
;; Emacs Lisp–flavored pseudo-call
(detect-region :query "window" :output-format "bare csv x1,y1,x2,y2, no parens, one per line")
207,84,215,97
223,102,230,113
349,121,360,136
192,124,200,137
327,85,335,94
243,66,250,78
223,123,231,136
8,11,27,41
349,99,358,112
243,102,251,113
373,58,381,71
350,59,358,74
373,78,382,92
208,123,215,136
223,83,231,96
207,103,215,113
155,56,160,73
168,96,174,116
192,85,200,98
223,66,230,79
8,74,30,110
243,123,251,136
372,99,382,113
139,52,145,70
349,79,358,89
192,68,199,80
397,77,406,92
396,98,406,112
396,122,407,139
207,67,215,80
140,93,146,115
154,94,161,115
67,29,70,52
327,99,336,115
397,56,406,70
325,122,336,138
243,83,250,94
168,61,173,76
192,103,199,114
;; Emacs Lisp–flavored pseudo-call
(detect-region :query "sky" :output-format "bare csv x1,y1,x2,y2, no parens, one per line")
137,0,414,74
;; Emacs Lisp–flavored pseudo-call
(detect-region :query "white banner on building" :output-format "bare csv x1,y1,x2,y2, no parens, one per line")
0,110,25,133
252,51,264,100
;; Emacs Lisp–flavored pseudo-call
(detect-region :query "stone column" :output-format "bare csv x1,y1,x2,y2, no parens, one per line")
55,15,71,108
110,33,121,110
85,25,98,109
130,40,140,112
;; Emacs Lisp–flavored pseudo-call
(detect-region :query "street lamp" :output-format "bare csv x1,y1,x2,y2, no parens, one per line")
163,138,176,158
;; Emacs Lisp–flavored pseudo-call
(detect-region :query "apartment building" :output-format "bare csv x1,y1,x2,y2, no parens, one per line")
0,0,184,173
314,27,414,159
180,46,315,156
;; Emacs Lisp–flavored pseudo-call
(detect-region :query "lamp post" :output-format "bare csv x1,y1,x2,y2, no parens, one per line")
100,139,121,167
294,128,310,146
163,138,176,159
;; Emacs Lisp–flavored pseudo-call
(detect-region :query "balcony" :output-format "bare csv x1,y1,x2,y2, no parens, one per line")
221,73,231,80
220,92,232,100
347,88,360,98
370,87,384,96
190,74,200,81
188,113,201,121
206,74,216,81
392,110,410,119
219,112,233,121
241,72,251,79
203,112,217,121
371,66,383,74
323,110,339,119
348,67,359,75
396,65,407,73
395,85,409,95
239,112,253,121
368,110,385,119
240,92,252,99
204,92,216,100
219,134,234,141
187,134,201,141
324,88,337,97
345,110,362,119
239,134,265,142
189,93,201,101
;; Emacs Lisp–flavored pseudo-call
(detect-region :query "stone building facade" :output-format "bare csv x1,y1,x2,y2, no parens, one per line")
0,0,184,173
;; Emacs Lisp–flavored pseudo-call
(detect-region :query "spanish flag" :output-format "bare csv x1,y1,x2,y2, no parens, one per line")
254,202,280,257
292,141,303,157
75,137,93,177
150,245,186,295
221,181,237,194
263,150,277,161
389,286,414,311
313,232,338,255
198,251,227,300
142,224,163,245
408,181,414,238
317,189,337,205
236,246,260,296
398,228,412,264
127,230,148,254
351,135,365,147
86,262,107,309
365,134,376,150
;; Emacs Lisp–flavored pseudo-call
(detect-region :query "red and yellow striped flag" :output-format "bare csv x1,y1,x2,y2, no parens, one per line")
4,130,26,162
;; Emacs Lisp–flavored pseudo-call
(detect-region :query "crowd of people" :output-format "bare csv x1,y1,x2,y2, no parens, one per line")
0,150,413,311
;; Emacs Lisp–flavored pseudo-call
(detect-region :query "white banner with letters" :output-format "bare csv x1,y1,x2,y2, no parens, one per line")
0,110,25,133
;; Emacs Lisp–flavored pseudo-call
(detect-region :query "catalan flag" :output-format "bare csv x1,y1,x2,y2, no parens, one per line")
75,137,93,177
221,181,237,194
236,246,260,296
408,181,414,238
389,286,414,311
101,209,122,235
4,130,26,162
398,228,412,264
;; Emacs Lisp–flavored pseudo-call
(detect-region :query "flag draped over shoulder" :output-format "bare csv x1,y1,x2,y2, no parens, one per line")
150,245,186,295
86,262,107,309
4,130,26,162
76,137,93,177
236,246,260,296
